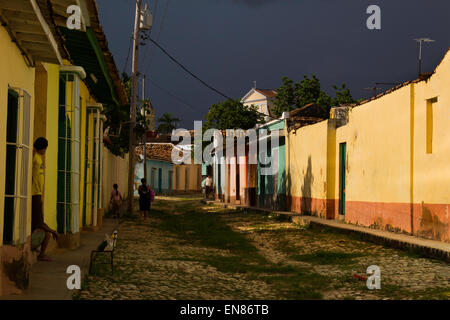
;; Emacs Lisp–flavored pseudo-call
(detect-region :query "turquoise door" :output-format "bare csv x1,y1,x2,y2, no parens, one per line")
158,168,162,193
339,143,347,215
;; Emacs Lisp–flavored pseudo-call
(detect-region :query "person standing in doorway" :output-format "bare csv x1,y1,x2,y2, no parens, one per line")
32,137,58,261
138,178,151,220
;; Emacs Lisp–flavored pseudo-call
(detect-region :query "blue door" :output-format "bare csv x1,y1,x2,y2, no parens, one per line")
158,168,162,193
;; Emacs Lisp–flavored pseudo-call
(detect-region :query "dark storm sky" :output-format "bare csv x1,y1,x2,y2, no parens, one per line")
96,0,450,128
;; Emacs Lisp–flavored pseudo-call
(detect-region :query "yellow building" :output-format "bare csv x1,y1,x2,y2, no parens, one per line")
50,1,128,239
0,0,128,295
174,164,202,194
0,0,63,295
286,48,450,242
241,87,278,117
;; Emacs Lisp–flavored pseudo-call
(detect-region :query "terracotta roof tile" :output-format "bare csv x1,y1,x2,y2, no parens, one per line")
255,89,277,98
136,143,175,163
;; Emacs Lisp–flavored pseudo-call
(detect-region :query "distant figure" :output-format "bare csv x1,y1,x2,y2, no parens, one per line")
110,184,123,219
201,175,207,197
204,175,213,199
31,137,58,262
138,178,151,220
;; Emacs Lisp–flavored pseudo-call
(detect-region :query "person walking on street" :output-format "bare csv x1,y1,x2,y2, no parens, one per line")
205,175,213,199
201,176,206,198
138,178,151,220
110,184,123,219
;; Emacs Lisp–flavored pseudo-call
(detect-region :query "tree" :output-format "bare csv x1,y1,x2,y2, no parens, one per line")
204,99,263,131
272,75,356,118
157,112,180,134
332,84,355,106
102,73,149,157
272,77,295,115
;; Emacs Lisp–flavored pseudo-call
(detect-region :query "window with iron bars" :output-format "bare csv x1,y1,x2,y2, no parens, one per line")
57,73,81,234
3,88,31,245
83,107,103,227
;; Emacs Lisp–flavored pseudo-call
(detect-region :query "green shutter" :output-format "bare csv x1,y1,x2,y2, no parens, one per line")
82,110,89,227
91,117,96,216
57,76,72,234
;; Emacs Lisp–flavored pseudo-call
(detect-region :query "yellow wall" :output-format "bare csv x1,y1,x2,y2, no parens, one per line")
287,121,330,216
335,85,412,204
410,51,450,240
83,106,93,225
45,62,99,231
79,80,98,227
0,25,35,295
173,164,201,192
286,49,450,241
0,26,36,245
412,51,450,205
102,149,128,210
42,63,60,231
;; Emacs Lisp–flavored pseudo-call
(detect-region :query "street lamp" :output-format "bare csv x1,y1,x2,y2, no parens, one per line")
414,38,435,76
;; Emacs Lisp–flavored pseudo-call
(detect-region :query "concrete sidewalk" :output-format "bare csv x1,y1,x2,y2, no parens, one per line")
0,219,117,300
209,201,450,263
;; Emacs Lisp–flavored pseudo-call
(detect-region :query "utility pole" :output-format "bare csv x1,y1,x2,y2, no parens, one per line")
127,0,143,214
142,74,147,182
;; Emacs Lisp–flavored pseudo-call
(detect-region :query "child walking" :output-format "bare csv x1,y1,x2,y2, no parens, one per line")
110,184,123,219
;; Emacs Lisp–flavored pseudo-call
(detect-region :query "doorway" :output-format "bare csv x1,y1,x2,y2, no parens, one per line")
339,142,347,216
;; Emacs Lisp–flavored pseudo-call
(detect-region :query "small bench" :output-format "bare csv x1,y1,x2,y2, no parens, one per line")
89,230,118,275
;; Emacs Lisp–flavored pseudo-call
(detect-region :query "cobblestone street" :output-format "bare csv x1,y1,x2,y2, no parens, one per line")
75,196,450,300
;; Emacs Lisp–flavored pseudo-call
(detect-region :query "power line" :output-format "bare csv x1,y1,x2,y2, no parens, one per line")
147,37,232,100
155,0,169,48
143,0,169,74
122,34,133,74
140,0,159,69
148,76,202,113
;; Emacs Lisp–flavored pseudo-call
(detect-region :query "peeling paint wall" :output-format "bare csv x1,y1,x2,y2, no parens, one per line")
412,50,450,241
286,49,450,242
0,239,34,295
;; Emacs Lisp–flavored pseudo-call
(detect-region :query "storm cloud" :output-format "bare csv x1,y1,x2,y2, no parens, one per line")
226,0,285,7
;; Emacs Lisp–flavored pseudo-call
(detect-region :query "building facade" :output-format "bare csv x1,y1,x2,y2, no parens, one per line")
135,143,202,196
286,49,450,242
241,88,277,117
0,0,129,295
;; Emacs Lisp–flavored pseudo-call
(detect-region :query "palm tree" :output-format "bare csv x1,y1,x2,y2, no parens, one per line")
157,113,180,134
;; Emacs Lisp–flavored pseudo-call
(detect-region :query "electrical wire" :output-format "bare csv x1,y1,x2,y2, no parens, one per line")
140,0,159,69
143,0,169,74
148,76,202,113
117,0,273,119
147,37,232,100
122,35,133,74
